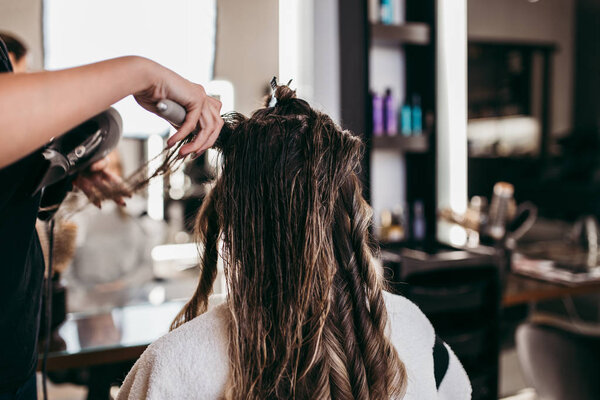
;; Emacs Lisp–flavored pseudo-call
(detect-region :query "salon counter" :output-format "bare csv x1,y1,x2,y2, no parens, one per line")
38,270,225,371
39,300,185,371
503,273,600,307
38,271,600,371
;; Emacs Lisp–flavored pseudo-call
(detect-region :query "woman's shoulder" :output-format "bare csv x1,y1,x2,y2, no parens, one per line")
117,303,230,400
382,291,472,399
157,301,229,347
382,290,435,343
146,302,230,371
382,291,439,399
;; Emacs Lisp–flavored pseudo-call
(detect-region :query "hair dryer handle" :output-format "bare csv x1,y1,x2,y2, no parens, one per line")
156,99,187,127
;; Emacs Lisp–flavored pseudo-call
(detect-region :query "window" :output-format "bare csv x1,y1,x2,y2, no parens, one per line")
44,0,217,137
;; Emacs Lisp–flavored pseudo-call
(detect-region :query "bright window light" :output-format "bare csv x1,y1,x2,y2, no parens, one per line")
437,0,468,245
279,0,314,100
44,0,216,137
279,0,301,87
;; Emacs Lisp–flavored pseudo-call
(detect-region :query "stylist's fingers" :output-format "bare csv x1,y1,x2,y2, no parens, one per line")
101,169,132,197
90,171,130,206
166,83,208,148
180,98,223,156
179,109,213,156
180,104,219,156
73,176,103,208
203,98,224,150
180,109,215,157
166,107,202,148
202,108,224,153
89,172,113,194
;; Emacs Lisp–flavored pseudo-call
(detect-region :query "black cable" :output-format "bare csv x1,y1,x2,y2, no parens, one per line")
42,218,55,400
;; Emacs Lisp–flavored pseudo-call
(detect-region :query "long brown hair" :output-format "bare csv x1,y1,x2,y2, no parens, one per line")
171,85,407,399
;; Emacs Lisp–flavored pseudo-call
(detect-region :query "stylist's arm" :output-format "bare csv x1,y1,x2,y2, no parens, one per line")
0,56,223,169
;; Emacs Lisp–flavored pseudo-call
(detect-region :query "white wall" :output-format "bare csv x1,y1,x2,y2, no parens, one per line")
214,0,278,115
278,0,341,123
0,0,44,70
468,0,575,137
437,0,468,245
312,0,341,123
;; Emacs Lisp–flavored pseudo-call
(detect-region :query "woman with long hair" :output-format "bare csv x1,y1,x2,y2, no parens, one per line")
117,85,471,399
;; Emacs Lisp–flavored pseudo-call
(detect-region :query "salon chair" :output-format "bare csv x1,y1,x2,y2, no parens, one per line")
516,322,600,400
381,246,502,400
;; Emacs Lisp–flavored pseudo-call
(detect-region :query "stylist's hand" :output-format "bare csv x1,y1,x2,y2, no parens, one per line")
133,61,224,157
73,156,132,208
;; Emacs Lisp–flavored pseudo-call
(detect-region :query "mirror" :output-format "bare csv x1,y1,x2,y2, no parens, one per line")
467,0,574,158
0,0,280,313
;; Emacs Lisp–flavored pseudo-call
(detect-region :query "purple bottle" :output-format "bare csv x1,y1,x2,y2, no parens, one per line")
372,93,384,136
384,88,397,135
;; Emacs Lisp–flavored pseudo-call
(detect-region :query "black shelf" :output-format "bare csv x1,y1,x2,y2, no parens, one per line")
371,134,428,153
371,23,431,46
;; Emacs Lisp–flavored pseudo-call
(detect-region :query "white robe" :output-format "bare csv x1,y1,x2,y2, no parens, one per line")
117,291,472,399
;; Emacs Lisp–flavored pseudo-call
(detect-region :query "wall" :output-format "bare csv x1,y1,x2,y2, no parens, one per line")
282,0,341,124
0,0,44,70
574,0,600,131
468,0,575,137
213,0,278,115
312,0,341,123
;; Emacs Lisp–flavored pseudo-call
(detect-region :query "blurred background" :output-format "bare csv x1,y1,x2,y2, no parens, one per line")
1,0,599,399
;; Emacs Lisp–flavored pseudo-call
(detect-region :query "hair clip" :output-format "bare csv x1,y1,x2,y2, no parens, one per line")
269,76,278,107
268,77,294,107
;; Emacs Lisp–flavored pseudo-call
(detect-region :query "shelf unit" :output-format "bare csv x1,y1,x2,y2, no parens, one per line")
368,3,437,246
371,133,429,153
370,22,431,45
338,1,436,240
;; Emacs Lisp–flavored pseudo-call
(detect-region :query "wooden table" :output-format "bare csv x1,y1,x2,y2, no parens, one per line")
503,273,600,307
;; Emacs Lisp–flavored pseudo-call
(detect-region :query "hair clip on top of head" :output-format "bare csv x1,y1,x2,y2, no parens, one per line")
269,77,294,107
269,77,278,107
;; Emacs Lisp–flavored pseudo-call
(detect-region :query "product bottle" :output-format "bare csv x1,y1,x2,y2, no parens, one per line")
380,0,394,25
412,94,422,135
413,200,426,241
384,88,397,135
401,103,412,136
372,93,384,136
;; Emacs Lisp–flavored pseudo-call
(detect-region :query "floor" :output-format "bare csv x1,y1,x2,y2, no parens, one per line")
36,374,119,400
36,374,85,400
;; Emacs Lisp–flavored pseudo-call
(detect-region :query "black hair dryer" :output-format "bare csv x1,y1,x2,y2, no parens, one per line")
33,107,123,196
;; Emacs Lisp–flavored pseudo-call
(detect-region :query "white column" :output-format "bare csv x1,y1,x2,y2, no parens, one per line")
436,0,468,246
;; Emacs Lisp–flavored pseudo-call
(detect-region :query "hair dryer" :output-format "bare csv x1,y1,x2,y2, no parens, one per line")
33,107,123,196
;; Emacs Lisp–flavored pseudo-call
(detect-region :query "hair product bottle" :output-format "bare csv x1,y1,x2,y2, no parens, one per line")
401,102,412,136
380,0,394,25
413,200,426,241
412,94,423,134
384,88,397,135
372,93,385,136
